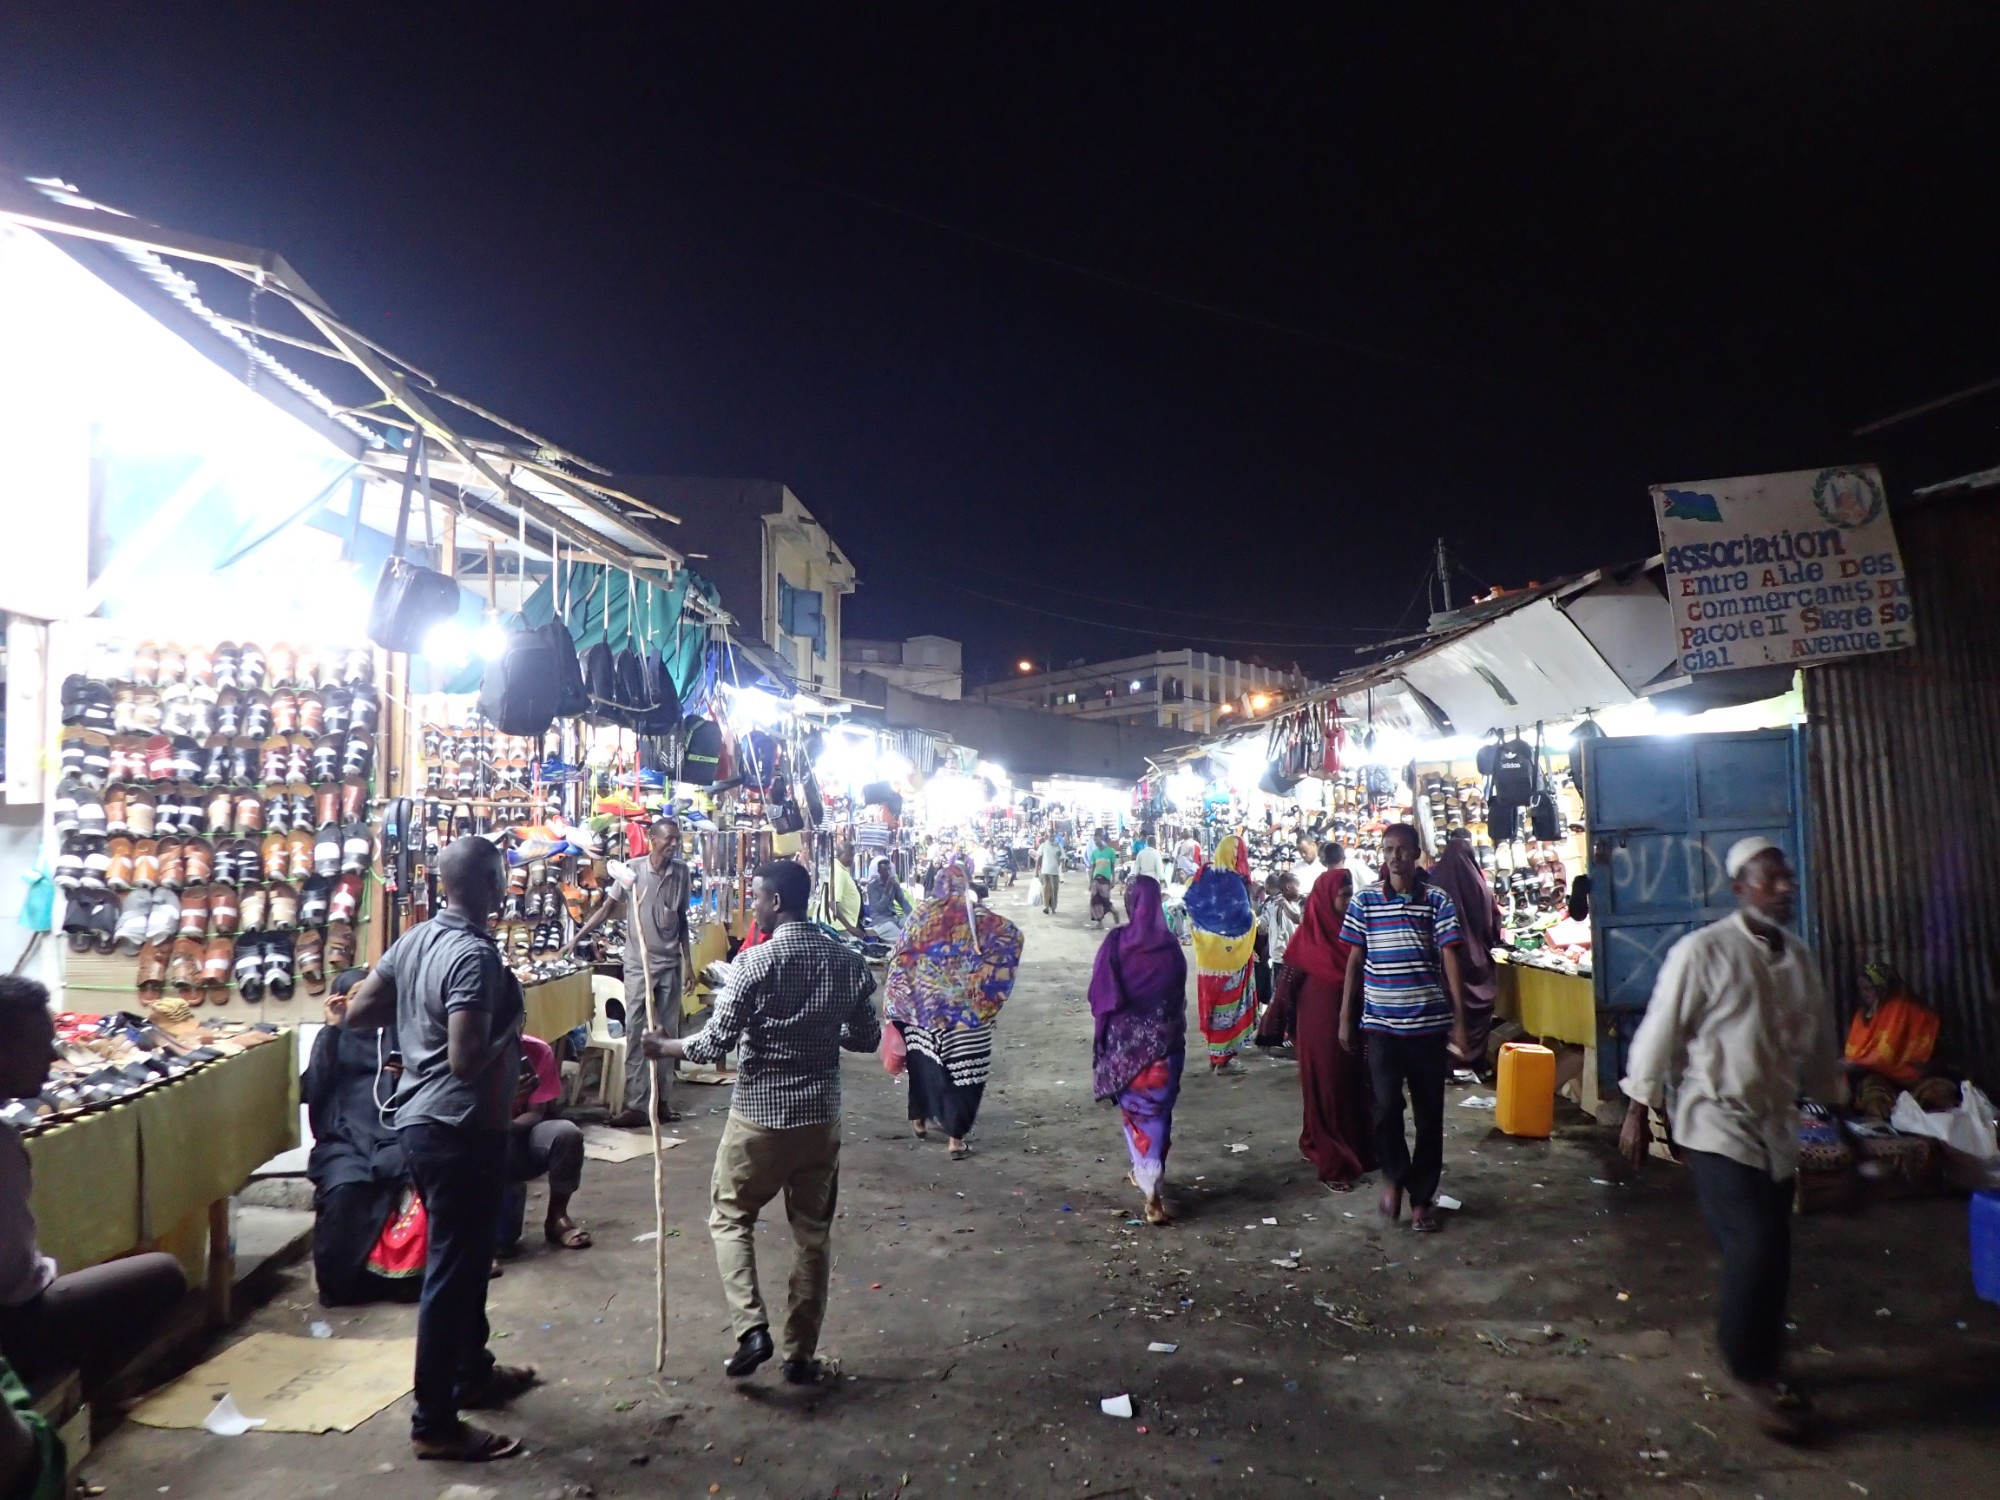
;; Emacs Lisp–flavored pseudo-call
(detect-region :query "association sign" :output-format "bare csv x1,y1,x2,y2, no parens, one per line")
1650,464,1913,676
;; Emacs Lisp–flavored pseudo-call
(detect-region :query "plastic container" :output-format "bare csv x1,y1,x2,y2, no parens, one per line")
1973,1190,2000,1305
1496,1041,1556,1138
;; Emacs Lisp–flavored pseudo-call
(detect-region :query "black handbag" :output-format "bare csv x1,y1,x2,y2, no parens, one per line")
1527,723,1562,840
365,437,459,653
542,619,590,718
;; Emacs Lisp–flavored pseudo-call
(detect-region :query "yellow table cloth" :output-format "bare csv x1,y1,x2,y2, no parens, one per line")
25,1034,299,1272
523,970,594,1041
1495,962,1596,1047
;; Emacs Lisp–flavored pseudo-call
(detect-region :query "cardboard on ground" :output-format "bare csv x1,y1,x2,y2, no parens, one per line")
131,1332,414,1434
582,1125,683,1163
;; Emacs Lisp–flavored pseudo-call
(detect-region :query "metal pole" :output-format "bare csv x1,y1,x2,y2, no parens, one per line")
626,891,671,1372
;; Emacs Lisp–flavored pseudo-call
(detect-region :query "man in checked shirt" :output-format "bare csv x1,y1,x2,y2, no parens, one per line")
642,859,881,1384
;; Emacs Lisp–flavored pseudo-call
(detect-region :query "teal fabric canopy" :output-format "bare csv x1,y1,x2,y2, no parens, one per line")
520,561,720,703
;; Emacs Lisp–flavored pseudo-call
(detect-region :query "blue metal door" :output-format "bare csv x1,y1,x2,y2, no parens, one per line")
1584,728,1809,1093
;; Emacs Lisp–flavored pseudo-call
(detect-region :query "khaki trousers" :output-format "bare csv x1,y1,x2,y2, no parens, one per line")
708,1112,841,1360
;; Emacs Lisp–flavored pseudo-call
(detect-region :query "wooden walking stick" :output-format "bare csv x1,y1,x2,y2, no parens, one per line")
628,889,671,1372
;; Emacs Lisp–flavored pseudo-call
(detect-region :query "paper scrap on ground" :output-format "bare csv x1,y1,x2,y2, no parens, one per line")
1100,1394,1134,1418
200,1394,265,1436
1147,1342,1178,1354
1227,1143,1249,1153
1457,1096,1497,1108
1261,1216,1278,1225
133,1332,413,1434
1436,1194,1463,1211
582,1126,684,1163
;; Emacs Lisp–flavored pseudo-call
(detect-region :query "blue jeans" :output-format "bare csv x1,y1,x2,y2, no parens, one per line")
400,1123,506,1438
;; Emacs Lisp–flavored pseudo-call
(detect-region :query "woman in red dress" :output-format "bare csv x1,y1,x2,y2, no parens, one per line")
1272,868,1375,1190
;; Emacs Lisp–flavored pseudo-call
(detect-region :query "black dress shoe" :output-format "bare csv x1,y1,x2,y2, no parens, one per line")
781,1357,825,1386
724,1326,773,1379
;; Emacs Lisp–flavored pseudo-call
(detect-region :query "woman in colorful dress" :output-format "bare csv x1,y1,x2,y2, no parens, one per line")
1090,875,1187,1225
1184,833,1258,1072
885,864,1025,1159
1274,868,1375,1191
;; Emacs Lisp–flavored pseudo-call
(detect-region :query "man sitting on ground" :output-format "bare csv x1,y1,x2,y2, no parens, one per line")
0,976,187,1397
501,1036,590,1255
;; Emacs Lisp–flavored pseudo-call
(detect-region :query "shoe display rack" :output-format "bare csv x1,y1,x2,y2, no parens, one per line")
53,638,380,1007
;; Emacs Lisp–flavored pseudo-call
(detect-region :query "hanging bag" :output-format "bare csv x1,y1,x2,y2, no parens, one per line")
1528,721,1563,841
365,436,460,652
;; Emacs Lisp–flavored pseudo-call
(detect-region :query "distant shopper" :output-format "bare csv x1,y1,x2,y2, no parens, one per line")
1090,876,1188,1226
0,977,187,1397
1620,838,1840,1440
1284,868,1374,1190
1426,830,1508,1075
864,856,913,940
643,861,881,1385
569,817,693,1126
1254,871,1304,1046
1186,835,1259,1072
341,837,533,1462
1339,823,1469,1232
1292,837,1323,894
887,864,1025,1157
1131,837,1166,883
1036,830,1063,914
1088,832,1122,927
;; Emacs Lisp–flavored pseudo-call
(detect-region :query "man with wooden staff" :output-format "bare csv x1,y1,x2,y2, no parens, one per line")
569,815,693,1126
642,860,879,1383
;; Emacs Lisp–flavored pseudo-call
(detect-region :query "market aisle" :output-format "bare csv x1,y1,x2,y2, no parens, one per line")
84,892,2000,1498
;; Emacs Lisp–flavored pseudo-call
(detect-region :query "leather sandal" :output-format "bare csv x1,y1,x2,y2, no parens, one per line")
286,827,314,882
340,775,368,823
176,883,210,939
238,642,267,691
133,837,160,890
168,934,203,996
209,882,240,935
106,835,134,892
330,870,362,924
296,926,326,993
238,883,268,933
325,919,356,971
183,836,214,885
136,938,170,993
262,832,287,883
267,880,300,931
267,641,297,688
263,932,295,1000
200,934,234,991
156,838,186,892
233,935,264,1000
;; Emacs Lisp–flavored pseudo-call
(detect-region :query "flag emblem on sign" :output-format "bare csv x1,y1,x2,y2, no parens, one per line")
1660,488,1724,522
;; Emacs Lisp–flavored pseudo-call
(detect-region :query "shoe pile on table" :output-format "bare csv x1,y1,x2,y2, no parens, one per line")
0,1004,286,1135
53,639,377,1004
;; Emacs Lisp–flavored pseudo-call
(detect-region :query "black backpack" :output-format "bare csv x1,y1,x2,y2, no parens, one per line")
582,642,618,710
1490,737,1536,804
542,620,589,718
680,717,724,785
477,630,562,737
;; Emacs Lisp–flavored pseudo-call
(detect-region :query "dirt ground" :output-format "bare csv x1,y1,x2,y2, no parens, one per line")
88,881,2000,1499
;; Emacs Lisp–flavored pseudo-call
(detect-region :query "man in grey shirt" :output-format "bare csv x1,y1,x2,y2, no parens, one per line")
570,816,692,1125
343,837,533,1462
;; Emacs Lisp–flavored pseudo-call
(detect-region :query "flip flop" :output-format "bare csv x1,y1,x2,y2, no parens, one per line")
413,1424,521,1463
459,1364,539,1410
544,1219,593,1250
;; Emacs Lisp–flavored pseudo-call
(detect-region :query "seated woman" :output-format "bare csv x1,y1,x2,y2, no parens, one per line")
0,977,187,1396
1843,962,1956,1119
500,1036,591,1255
306,969,422,1305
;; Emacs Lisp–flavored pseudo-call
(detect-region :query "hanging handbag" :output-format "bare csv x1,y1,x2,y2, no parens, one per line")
365,436,460,653
1527,722,1563,841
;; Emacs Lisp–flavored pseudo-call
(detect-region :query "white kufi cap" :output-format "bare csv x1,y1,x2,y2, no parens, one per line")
1724,835,1781,879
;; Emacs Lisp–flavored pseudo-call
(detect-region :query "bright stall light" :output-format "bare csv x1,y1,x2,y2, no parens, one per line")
920,770,989,825
476,616,510,660
721,683,787,729
1222,736,1269,785
1250,693,1270,711
1166,769,1204,806
422,620,474,669
1017,660,1035,673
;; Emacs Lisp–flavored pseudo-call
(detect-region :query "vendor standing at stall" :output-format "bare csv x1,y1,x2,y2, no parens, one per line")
568,816,693,1126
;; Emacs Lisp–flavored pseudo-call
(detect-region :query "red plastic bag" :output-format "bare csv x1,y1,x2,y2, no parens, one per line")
881,1020,908,1076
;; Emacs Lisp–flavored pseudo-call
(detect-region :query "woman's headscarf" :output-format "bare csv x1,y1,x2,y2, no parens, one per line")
1089,876,1187,1097
1281,867,1352,984
1183,833,1255,938
886,863,1024,1032
1427,836,1502,993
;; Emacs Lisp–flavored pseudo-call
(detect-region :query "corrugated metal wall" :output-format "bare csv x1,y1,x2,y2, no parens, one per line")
1804,490,2000,1094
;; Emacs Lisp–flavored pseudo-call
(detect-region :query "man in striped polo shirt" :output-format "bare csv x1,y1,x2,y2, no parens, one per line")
1338,823,1470,1231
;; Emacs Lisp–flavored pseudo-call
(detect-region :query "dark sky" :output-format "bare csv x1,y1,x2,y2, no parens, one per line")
5,4,1999,680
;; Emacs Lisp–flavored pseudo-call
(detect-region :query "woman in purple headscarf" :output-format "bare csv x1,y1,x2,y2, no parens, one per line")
1090,875,1188,1226
1426,830,1506,1076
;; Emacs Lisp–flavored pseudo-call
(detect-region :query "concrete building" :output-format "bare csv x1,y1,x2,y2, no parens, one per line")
622,477,855,696
842,634,963,701
981,649,1314,735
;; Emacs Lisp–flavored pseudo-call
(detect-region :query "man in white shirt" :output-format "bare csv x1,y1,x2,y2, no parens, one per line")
1291,837,1323,894
1035,833,1062,914
1619,837,1840,1439
1131,837,1166,883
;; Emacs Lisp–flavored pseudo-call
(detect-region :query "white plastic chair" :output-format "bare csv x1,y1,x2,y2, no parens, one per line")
568,975,628,1115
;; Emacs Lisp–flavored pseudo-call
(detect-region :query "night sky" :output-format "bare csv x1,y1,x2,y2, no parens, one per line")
5,5,1998,682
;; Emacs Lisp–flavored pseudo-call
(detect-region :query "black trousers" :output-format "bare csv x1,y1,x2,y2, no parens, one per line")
1365,1030,1449,1207
0,1252,186,1394
400,1123,506,1439
1683,1147,1793,1383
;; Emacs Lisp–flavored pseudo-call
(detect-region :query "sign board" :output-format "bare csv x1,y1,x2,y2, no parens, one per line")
1650,464,1913,675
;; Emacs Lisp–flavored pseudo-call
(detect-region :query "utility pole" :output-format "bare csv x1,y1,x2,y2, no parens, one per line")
1435,536,1452,613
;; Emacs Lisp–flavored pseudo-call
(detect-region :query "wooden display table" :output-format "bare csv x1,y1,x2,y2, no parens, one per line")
523,969,594,1041
25,1034,299,1323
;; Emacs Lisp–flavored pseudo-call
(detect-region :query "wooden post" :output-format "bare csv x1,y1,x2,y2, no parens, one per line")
627,885,670,1372
205,1198,232,1325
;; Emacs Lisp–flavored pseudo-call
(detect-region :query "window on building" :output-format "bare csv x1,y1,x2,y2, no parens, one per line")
859,648,879,662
